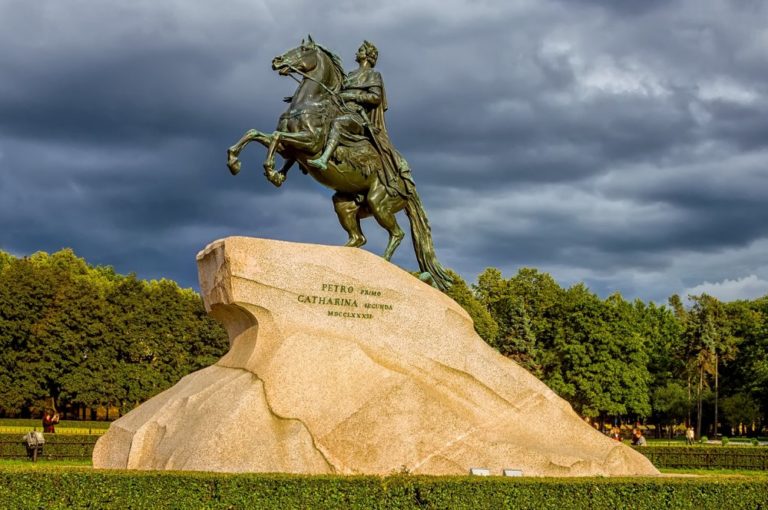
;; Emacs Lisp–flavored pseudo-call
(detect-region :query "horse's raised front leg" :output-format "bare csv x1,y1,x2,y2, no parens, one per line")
263,132,281,175
227,129,272,175
263,134,297,187
263,130,320,186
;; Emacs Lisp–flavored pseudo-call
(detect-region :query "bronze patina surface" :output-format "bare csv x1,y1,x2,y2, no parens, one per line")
227,36,452,291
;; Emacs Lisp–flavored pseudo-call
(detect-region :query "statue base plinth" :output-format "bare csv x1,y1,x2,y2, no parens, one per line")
93,237,657,476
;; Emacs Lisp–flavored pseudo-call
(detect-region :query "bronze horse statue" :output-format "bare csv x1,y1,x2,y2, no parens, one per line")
226,36,452,291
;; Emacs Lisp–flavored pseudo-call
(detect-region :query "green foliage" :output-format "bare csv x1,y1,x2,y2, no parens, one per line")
721,393,761,429
441,269,498,343
0,471,766,510
465,266,767,433
723,298,768,427
3,245,767,439
651,382,690,424
0,251,15,273
554,289,651,418
0,249,229,417
473,268,653,419
475,268,564,378
722,436,729,446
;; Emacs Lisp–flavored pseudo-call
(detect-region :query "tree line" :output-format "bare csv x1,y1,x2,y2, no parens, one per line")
1,248,765,437
0,249,228,419
445,268,767,438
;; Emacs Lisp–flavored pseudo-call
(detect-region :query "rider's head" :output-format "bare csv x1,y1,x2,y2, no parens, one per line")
359,40,378,67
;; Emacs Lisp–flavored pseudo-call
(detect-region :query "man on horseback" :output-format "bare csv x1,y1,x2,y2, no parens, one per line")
308,40,415,198
227,36,453,291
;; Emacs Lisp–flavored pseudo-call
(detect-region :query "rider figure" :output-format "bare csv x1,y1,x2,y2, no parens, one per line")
308,41,414,197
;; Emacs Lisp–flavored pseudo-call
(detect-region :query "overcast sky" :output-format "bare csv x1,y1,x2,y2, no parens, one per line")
1,0,767,303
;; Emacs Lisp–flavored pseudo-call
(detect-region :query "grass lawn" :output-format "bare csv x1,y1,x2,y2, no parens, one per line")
660,467,768,478
0,459,92,471
0,418,109,435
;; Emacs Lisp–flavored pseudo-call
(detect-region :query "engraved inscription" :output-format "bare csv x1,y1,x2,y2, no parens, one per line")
297,282,394,319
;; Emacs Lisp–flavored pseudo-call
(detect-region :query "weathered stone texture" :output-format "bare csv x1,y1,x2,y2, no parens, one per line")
93,237,658,476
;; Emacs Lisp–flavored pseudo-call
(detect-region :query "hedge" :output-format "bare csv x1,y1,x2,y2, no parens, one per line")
3,435,766,471
0,434,97,459
634,446,768,470
0,471,766,509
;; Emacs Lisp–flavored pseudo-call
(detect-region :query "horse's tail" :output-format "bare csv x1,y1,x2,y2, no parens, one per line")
404,191,453,291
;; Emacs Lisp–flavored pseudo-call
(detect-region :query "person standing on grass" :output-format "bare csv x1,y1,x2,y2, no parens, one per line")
685,426,695,445
42,408,59,433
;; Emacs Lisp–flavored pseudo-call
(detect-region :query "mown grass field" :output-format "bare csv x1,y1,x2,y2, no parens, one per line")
0,418,109,435
0,458,93,470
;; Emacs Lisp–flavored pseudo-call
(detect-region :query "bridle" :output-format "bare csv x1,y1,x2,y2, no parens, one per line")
278,53,351,112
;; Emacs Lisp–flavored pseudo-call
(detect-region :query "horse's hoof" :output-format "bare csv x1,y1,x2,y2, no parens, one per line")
418,272,435,285
264,169,283,187
344,236,366,248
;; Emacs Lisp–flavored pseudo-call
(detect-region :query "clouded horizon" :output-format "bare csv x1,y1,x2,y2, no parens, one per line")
1,0,767,303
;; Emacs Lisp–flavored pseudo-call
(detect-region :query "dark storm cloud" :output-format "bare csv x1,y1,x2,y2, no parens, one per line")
1,0,767,302
559,0,672,15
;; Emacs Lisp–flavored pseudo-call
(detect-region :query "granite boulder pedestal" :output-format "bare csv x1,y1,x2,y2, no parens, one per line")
93,236,658,476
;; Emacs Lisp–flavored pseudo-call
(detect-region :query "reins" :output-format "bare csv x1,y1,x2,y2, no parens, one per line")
281,60,351,112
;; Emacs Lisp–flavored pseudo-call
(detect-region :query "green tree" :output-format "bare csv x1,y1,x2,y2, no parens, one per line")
0,250,15,273
549,287,650,420
722,297,768,432
638,299,686,434
720,393,761,433
0,249,229,418
475,267,565,377
651,382,689,437
684,294,739,437
0,250,108,414
442,270,498,344
0,256,53,414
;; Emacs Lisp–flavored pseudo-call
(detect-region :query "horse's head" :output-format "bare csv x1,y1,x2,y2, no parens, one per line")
272,35,322,76
271,35,344,91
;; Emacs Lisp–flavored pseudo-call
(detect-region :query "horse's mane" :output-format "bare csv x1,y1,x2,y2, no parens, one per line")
314,43,345,92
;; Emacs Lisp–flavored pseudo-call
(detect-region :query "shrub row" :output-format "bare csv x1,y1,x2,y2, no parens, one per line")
3,435,766,470
0,434,97,459
634,446,768,470
0,471,766,510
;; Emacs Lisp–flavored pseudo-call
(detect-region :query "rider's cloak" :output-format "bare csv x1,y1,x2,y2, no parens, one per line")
339,68,416,198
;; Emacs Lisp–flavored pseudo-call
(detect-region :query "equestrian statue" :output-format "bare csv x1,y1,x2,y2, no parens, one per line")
226,36,452,291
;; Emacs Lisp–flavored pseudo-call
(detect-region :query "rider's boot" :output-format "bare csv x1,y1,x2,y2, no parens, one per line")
308,135,340,171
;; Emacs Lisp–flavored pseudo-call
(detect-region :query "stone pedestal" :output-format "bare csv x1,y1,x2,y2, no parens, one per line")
93,237,658,476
